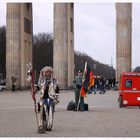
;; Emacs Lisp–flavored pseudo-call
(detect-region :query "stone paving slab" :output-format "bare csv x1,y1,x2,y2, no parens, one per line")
0,90,140,137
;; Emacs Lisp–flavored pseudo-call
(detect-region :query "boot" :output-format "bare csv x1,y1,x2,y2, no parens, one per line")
38,126,45,134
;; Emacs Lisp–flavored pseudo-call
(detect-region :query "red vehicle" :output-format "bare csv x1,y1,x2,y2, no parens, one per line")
118,72,140,108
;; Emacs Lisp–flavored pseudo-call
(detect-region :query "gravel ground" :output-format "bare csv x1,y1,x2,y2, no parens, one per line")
0,89,140,137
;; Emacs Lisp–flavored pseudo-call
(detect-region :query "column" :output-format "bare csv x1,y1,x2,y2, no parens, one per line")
6,3,32,89
20,3,33,89
6,3,21,89
53,3,74,89
116,3,132,83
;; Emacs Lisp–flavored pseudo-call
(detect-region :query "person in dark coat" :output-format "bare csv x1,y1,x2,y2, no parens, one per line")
73,70,84,111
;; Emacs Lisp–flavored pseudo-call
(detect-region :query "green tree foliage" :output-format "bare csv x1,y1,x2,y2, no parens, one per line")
0,26,6,79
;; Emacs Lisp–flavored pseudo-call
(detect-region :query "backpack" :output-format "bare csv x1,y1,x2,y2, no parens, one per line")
67,100,75,111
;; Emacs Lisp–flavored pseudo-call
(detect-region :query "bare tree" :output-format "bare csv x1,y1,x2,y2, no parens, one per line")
74,51,115,79
33,33,53,82
0,26,6,79
0,29,115,83
33,33,116,81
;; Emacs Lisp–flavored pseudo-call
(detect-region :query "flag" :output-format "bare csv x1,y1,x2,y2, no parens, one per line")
80,62,94,97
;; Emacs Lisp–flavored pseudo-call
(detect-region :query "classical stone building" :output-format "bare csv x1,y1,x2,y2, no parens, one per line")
5,3,132,89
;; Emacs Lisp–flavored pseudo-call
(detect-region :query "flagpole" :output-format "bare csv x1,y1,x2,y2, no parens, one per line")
77,61,87,111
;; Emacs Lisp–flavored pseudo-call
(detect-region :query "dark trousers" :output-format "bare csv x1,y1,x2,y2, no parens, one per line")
12,84,15,92
75,88,84,111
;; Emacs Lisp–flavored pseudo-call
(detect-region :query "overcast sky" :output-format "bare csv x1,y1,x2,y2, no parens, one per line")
0,2,140,69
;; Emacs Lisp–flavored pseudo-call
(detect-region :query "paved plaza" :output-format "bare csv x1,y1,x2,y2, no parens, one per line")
0,90,140,137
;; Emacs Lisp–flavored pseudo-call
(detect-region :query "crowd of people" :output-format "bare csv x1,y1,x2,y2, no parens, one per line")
90,76,118,94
